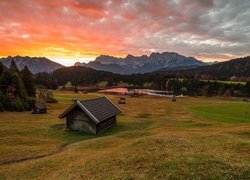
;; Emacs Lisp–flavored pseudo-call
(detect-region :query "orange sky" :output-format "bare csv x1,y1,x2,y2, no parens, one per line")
0,0,249,66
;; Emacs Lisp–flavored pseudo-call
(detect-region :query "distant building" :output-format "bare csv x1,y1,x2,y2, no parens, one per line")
118,97,126,104
32,103,47,114
59,97,121,134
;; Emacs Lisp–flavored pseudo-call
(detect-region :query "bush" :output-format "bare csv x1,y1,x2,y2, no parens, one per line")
0,69,32,111
46,98,58,103
0,91,12,111
0,102,4,112
46,90,58,103
14,97,25,112
27,98,35,111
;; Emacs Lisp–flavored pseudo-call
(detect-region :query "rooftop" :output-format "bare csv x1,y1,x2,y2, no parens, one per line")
59,97,121,123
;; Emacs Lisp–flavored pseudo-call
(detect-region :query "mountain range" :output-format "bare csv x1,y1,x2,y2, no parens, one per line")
0,56,64,73
0,52,208,74
51,56,250,86
75,52,207,74
1,54,248,82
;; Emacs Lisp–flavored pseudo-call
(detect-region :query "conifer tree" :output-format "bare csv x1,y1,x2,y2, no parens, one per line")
0,61,4,75
0,70,13,94
245,82,250,97
21,65,35,96
0,69,30,111
9,59,19,73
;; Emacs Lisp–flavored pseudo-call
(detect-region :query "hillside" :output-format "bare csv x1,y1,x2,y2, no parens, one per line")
0,92,249,179
75,52,207,74
86,61,130,74
0,56,64,73
51,57,250,88
159,56,250,80
52,66,115,85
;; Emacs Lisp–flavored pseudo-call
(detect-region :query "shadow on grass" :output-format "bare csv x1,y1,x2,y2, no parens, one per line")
49,124,95,142
176,121,213,128
135,113,151,119
49,118,154,142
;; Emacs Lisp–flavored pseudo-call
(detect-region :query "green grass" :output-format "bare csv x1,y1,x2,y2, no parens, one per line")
0,92,249,179
97,81,108,87
143,82,152,88
167,79,246,85
201,80,246,85
117,81,132,87
54,91,102,103
189,102,250,123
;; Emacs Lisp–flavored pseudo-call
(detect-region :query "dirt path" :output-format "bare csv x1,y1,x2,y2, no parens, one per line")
0,143,71,166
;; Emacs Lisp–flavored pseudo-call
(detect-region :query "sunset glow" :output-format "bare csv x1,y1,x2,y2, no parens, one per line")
0,0,249,65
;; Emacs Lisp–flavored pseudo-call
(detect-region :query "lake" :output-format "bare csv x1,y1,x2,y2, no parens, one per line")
99,88,184,97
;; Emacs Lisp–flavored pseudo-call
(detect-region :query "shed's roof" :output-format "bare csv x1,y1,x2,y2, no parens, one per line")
35,103,47,109
59,97,121,123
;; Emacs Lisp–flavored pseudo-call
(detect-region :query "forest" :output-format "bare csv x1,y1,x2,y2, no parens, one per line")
35,66,250,97
1,59,250,112
0,60,35,111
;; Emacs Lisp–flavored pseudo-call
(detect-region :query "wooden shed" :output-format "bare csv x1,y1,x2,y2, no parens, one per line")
59,97,121,134
32,103,47,114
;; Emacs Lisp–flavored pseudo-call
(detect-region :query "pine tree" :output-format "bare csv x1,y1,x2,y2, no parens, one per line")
0,90,12,111
245,82,250,97
9,60,19,73
0,70,13,94
0,69,30,111
21,65,35,96
0,91,6,111
0,61,4,76
12,72,28,102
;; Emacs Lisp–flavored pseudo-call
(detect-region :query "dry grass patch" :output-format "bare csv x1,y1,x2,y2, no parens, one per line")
0,92,249,179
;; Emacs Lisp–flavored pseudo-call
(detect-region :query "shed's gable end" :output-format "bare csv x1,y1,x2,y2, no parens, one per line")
59,97,121,124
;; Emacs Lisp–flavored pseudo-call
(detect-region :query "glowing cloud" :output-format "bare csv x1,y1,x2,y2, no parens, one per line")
0,0,249,65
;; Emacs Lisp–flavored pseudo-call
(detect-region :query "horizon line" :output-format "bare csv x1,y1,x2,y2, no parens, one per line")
0,51,240,67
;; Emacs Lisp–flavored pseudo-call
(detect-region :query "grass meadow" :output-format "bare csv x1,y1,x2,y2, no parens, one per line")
0,91,249,179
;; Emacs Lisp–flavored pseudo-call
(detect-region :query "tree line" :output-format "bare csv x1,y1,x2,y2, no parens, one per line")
165,79,250,97
1,61,249,112
34,66,250,97
0,60,35,111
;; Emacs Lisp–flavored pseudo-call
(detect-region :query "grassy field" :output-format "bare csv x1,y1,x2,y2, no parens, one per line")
201,80,247,85
97,81,108,88
0,91,249,179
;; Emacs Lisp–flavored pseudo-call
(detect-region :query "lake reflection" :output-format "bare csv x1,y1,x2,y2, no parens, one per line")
99,88,179,97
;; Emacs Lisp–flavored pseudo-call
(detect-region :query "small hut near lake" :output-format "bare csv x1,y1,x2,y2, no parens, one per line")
59,97,121,134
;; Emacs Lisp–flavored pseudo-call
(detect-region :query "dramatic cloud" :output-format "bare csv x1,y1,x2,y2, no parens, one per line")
0,0,249,65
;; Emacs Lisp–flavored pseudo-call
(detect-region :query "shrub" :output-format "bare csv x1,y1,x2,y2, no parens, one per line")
14,97,25,112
